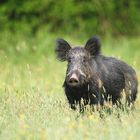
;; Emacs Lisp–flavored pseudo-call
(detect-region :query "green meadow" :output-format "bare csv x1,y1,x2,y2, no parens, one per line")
0,33,139,140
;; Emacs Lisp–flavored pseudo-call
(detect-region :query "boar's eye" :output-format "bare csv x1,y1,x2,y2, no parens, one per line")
83,59,86,63
82,56,87,63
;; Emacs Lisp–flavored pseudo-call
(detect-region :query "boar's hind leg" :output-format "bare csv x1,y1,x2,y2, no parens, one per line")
124,73,138,106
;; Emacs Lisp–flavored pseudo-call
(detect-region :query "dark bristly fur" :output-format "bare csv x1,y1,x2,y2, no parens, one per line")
55,36,138,110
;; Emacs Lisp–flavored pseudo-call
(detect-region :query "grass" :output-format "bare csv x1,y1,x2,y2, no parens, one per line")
0,34,140,140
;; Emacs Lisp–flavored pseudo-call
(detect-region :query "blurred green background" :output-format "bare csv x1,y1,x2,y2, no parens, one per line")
1,0,140,36
0,0,140,63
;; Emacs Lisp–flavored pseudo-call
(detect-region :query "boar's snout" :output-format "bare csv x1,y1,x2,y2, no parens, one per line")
68,73,80,86
67,69,87,87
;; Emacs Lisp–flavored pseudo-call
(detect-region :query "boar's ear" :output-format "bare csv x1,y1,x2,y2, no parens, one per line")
55,39,71,61
84,36,101,56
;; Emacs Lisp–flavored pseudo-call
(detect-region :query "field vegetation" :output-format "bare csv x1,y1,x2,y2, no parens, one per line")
0,1,140,139
0,33,139,140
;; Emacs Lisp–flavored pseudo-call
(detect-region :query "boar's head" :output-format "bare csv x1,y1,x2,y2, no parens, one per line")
55,36,101,87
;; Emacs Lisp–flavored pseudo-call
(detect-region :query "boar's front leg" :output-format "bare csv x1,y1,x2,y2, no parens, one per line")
65,92,77,110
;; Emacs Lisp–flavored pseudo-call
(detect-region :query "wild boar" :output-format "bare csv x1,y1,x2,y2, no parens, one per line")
55,36,138,110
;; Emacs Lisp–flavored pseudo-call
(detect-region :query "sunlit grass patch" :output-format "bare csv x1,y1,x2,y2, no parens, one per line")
0,36,139,140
